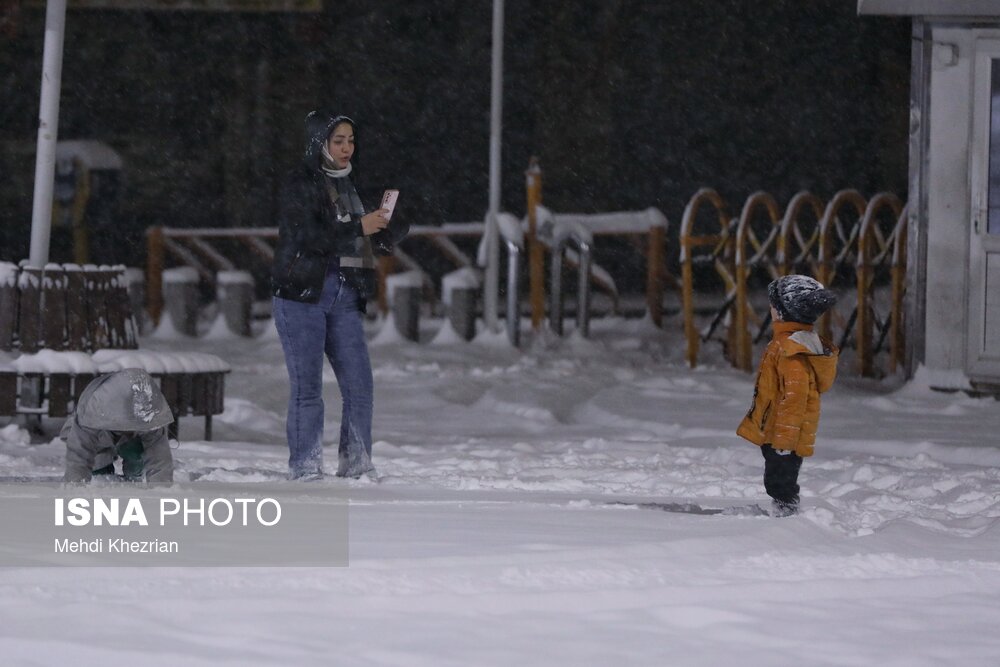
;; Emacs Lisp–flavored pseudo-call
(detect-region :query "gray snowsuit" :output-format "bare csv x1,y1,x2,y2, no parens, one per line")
62,369,175,483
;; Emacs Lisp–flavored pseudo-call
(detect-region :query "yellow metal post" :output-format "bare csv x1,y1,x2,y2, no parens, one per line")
856,230,873,377
679,188,730,368
680,234,698,367
816,190,867,341
733,191,781,372
526,157,545,330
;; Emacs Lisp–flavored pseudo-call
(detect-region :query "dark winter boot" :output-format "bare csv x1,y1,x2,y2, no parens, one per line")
761,444,803,514
771,499,799,517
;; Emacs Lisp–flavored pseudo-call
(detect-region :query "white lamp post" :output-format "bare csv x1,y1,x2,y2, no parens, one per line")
483,0,505,332
28,0,68,269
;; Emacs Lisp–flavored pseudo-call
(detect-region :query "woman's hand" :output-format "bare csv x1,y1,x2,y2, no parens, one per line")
361,209,390,236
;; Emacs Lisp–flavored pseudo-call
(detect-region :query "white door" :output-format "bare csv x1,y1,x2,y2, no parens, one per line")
968,37,1000,380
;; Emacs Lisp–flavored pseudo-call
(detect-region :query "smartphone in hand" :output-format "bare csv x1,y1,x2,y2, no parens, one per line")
380,189,400,220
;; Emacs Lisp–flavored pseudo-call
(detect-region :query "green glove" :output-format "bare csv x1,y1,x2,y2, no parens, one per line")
117,436,145,482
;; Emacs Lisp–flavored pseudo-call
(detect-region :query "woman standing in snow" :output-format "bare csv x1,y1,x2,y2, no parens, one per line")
271,111,407,480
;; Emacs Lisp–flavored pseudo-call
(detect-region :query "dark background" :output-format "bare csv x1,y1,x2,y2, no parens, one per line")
0,0,910,273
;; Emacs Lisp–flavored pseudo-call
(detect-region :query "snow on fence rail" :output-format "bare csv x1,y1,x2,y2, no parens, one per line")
145,205,669,345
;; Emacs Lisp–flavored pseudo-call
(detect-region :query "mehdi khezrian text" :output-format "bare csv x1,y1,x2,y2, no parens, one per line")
54,538,179,554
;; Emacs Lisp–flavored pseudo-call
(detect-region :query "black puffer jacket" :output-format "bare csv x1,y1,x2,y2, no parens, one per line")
271,111,407,308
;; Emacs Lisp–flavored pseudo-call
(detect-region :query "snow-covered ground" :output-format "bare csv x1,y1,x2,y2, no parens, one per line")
2,315,1000,666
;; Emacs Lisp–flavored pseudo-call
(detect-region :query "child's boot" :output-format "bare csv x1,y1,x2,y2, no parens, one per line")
771,499,798,517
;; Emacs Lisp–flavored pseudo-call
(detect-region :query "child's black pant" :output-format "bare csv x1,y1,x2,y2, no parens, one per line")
761,444,802,504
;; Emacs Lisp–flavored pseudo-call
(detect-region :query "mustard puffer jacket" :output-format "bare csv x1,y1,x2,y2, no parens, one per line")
736,321,839,457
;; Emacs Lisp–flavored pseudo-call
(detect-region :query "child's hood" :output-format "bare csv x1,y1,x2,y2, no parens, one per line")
779,329,839,393
76,369,175,432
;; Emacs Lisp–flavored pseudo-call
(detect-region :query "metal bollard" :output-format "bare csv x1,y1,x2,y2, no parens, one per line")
216,270,254,337
386,271,423,342
575,239,592,338
392,286,421,342
505,239,521,347
442,267,481,342
448,288,478,341
549,233,592,338
162,267,200,336
550,241,566,337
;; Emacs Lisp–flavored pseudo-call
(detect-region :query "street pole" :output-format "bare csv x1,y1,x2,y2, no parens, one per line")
483,0,504,332
28,0,68,269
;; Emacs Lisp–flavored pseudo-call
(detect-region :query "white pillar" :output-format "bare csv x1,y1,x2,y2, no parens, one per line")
483,0,505,332
28,0,68,269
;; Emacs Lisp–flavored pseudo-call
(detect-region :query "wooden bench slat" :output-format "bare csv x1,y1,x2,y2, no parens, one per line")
65,271,91,351
0,283,17,351
0,373,16,414
18,268,42,354
42,268,68,351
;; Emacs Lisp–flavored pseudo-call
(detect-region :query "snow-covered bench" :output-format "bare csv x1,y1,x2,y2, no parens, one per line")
0,350,229,440
0,263,229,440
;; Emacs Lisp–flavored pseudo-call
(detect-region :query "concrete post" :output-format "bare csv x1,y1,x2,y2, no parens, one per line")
393,287,421,341
387,271,423,342
443,268,481,342
216,270,254,337
162,266,200,337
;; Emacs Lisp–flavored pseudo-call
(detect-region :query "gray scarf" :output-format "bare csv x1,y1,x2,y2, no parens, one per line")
320,155,374,270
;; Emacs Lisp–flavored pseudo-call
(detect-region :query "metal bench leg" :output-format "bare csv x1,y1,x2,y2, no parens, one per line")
204,414,212,441
20,376,43,435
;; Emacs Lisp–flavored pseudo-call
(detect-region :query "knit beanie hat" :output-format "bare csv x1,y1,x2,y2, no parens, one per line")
767,275,837,325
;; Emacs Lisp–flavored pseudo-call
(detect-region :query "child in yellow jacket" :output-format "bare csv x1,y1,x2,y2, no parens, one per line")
737,275,839,516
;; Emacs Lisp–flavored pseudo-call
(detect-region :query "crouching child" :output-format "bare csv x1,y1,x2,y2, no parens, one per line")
62,368,175,484
736,275,839,516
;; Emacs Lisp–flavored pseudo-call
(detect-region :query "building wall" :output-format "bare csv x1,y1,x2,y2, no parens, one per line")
922,26,975,387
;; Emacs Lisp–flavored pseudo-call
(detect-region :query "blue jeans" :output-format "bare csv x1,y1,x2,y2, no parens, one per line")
273,272,375,479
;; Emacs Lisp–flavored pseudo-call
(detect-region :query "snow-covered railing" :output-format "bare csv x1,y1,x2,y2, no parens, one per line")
401,205,668,340
146,226,278,326
545,216,594,338
533,205,670,327
145,200,668,347
399,221,482,304
495,213,524,346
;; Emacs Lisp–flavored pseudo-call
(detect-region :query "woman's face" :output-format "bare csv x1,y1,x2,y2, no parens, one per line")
326,122,355,168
